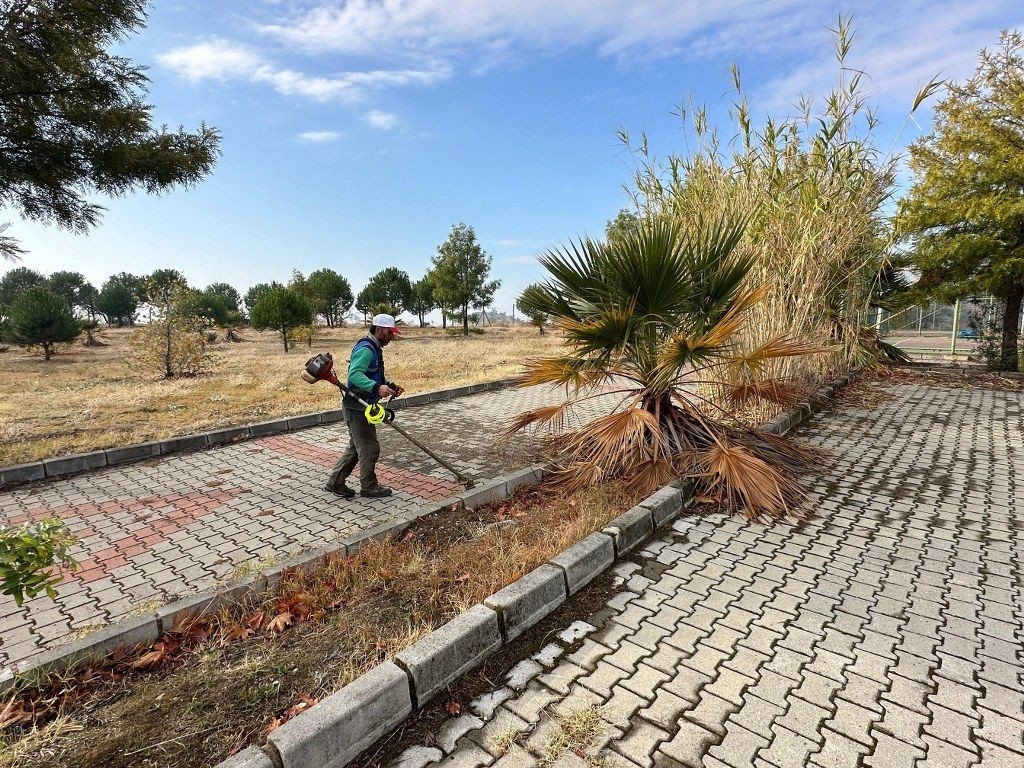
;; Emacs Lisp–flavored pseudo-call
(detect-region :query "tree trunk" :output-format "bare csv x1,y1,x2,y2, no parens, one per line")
999,281,1023,372
441,305,447,329
43,342,51,361
462,304,469,336
282,325,289,352
164,320,173,378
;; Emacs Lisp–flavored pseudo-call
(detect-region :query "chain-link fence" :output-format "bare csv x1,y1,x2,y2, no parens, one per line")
876,297,998,359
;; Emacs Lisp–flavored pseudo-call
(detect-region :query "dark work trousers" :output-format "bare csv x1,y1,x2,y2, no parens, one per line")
328,408,381,490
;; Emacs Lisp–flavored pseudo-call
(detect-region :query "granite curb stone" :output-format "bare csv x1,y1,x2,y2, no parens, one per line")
0,462,45,486
216,746,276,768
394,604,503,708
43,450,107,478
0,377,519,490
205,426,251,445
105,441,161,465
159,433,208,454
549,533,615,595
484,563,567,642
602,505,655,557
267,661,412,768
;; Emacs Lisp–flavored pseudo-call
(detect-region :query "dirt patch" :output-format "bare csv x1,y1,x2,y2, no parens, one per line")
1,483,641,768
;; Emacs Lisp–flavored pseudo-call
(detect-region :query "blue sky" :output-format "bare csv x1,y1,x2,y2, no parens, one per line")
6,0,1022,316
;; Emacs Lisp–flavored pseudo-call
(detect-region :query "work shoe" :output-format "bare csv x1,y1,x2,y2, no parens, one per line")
360,485,393,498
324,482,356,498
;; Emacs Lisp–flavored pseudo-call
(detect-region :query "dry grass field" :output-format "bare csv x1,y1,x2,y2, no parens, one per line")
0,324,563,465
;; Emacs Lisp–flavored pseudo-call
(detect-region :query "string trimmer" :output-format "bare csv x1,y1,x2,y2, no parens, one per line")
302,352,475,488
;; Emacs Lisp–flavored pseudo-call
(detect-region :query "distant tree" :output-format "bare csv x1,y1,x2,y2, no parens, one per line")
47,270,87,312
250,286,313,352
204,282,242,311
78,281,100,320
3,288,80,360
96,279,137,326
356,268,413,319
410,276,437,327
306,268,354,327
244,282,277,315
0,0,220,260
605,209,642,247
518,283,549,334
0,267,46,320
131,275,211,378
178,288,245,340
899,31,1024,371
145,269,189,297
107,271,143,298
430,223,500,336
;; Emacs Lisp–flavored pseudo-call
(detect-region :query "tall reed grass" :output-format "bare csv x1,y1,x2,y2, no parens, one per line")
618,16,938,413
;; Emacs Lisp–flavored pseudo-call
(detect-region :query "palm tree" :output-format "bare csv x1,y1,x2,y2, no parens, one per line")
512,217,823,519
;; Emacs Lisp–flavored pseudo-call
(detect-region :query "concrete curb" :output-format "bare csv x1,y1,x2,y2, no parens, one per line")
0,377,519,490
207,370,858,768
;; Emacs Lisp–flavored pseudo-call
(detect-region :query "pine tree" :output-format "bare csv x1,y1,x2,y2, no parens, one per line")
899,31,1024,371
250,286,313,352
4,288,80,360
0,1,220,259
430,223,500,336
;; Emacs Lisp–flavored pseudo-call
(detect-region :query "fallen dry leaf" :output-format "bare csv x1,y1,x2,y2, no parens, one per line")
131,647,166,670
267,612,294,633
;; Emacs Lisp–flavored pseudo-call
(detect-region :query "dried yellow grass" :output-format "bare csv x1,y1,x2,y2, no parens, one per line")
0,325,564,465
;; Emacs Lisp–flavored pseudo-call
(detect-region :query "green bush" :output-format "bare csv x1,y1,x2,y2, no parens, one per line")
4,287,80,359
0,519,78,606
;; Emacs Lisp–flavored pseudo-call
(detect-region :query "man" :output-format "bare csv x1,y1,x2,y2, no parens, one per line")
325,313,404,498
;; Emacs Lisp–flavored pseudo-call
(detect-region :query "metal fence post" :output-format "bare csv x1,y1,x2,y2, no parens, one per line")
950,298,961,356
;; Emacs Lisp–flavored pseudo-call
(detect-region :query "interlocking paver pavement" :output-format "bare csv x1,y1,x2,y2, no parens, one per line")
404,382,1023,768
0,383,618,673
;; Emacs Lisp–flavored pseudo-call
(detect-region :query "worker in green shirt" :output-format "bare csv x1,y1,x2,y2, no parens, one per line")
326,314,404,498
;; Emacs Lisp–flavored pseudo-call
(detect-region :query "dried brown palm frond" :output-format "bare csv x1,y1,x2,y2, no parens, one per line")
697,439,804,521
503,401,575,436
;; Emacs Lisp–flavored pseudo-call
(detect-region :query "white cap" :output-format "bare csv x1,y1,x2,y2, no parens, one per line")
371,313,400,332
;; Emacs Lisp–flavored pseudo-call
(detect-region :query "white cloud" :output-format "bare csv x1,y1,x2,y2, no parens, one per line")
364,110,398,129
497,239,522,247
256,1,1019,109
156,39,263,81
157,38,450,103
297,130,342,142
499,255,538,265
